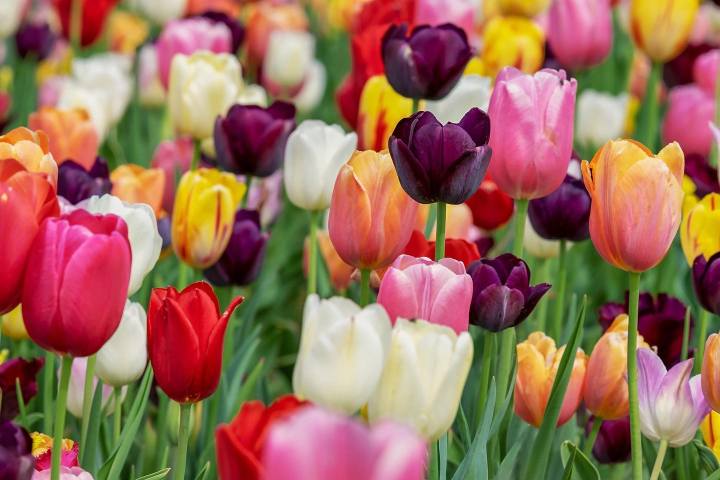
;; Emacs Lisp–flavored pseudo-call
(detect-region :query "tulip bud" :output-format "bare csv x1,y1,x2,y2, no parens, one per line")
15,22,56,60
110,164,165,217
576,90,630,149
66,357,118,419
263,30,315,91
630,0,699,63
528,174,590,241
481,17,544,79
96,301,148,387
546,0,612,70
0,127,57,185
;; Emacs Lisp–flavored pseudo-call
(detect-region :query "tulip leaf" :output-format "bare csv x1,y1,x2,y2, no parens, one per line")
193,462,210,480
82,379,105,473
707,468,720,480
232,357,266,413
457,405,472,452
451,378,496,480
493,429,527,480
135,468,170,480
14,378,27,427
560,441,600,480
561,450,575,480
694,439,720,475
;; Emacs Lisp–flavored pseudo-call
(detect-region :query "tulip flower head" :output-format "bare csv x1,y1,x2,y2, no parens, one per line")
662,84,714,158
546,0,613,70
481,17,545,79
702,333,720,411
528,173,590,241
96,300,148,387
51,0,118,47
28,107,99,171
357,75,413,151
630,0,699,63
694,253,720,316
681,193,720,266
701,411,720,460
31,431,79,471
576,90,630,149
57,158,113,205
464,175,515,231
0,128,57,185
591,416,631,464
0,420,33,480
110,164,165,217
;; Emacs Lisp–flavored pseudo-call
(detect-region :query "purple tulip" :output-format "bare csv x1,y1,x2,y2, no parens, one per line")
0,420,34,480
204,210,269,286
57,157,112,205
590,416,631,464
198,11,245,53
685,153,720,198
214,102,296,177
528,173,590,241
693,253,720,315
381,23,472,100
0,357,43,422
15,22,56,60
467,253,550,331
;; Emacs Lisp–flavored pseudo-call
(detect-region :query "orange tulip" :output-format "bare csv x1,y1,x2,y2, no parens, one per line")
328,150,418,270
110,164,165,216
581,140,684,272
514,331,587,428
702,333,720,412
0,127,57,185
28,107,99,171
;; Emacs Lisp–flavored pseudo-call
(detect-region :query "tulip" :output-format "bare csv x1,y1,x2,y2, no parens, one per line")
57,158,112,205
0,358,43,422
244,2,308,69
402,232,481,267
134,0,187,25
215,396,307,480
702,333,720,411
328,150,418,270
357,75,413,151
204,210,269,287
377,255,473,333
488,68,577,199
150,138,192,214
28,108,99,171
79,194,162,295
630,0,699,63
262,30,315,92
591,416,631,464
245,171,283,228
464,175,515,231
1,306,29,340
381,23,472,100
662,85,715,157
497,0,549,17
52,0,118,46
581,140,685,272
0,128,57,185
694,253,720,316
171,168,246,269
528,174,590,241
576,90,630,149
388,109,492,205
467,254,550,332
106,10,149,54
685,153,719,199
0,420,34,480
546,0,612,70
308,231,354,292
148,281,243,403
15,22,56,60
198,11,244,53
65,357,117,419
425,75,492,124
293,294,391,414
0,0,26,39
701,411,720,460
681,193,720,266
481,17,545,79
21,210,131,357
110,164,165,216
95,301,147,387
137,44,166,107
523,218,560,259
32,467,93,480
695,49,720,94
30,432,78,471
415,0,475,37
0,159,59,314
168,52,242,140
515,332,587,427
264,406,427,480
415,203,475,241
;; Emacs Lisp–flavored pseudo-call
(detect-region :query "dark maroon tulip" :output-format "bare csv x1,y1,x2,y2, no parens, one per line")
204,210,269,286
199,11,244,53
0,420,34,479
528,174,590,241
15,22,56,60
467,253,551,331
475,236,494,257
381,23,472,100
590,416,631,464
214,102,296,177
0,358,43,422
685,153,720,198
57,157,112,204
693,253,720,316
388,109,492,204
663,43,715,88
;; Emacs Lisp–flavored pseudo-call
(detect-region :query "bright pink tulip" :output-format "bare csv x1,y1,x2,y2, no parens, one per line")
546,0,612,70
487,67,577,199
21,210,131,357
662,84,715,157
377,254,473,334
415,0,476,39
263,406,426,480
150,137,193,214
694,49,720,94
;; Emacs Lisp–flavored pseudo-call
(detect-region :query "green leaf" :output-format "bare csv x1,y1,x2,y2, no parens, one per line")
707,468,720,480
561,449,576,480
83,380,105,473
694,439,720,475
641,438,666,480
451,379,496,480
457,404,472,452
493,429,527,480
135,468,171,480
232,358,266,413
194,462,210,480
560,441,600,480
15,378,27,427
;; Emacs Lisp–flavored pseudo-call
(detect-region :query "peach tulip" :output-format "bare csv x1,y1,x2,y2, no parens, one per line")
29,107,99,170
415,203,474,241
0,127,57,185
110,164,166,216
702,333,720,412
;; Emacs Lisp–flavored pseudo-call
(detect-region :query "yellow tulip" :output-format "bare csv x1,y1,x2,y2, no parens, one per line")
630,0,699,63
497,0,550,17
680,193,720,265
107,10,149,54
701,411,720,460
1,305,29,340
481,16,544,79
357,75,413,152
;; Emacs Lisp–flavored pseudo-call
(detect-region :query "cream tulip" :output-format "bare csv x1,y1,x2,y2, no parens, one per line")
524,216,560,259
132,0,187,25
425,75,492,124
576,90,629,148
96,301,148,387
263,30,315,90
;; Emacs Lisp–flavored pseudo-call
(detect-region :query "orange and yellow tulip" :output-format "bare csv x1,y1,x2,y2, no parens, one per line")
0,127,57,185
481,16,544,79
702,333,720,412
357,75,413,152
680,193,720,266
701,411,720,460
630,0,699,63
110,164,166,216
581,140,684,272
28,107,99,171
107,10,149,54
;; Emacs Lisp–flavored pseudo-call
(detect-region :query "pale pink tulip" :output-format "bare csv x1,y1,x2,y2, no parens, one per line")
32,467,94,480
546,0,612,70
415,0,476,39
150,137,192,214
694,49,720,94
662,84,715,157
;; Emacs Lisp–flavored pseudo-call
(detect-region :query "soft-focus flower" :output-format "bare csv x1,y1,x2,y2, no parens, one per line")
694,253,720,316
515,332,587,427
134,0,187,25
31,467,93,480
402,232,481,267
381,23,472,100
244,2,308,70
65,357,116,419
215,396,307,480
199,11,244,54
264,406,426,480
52,0,118,46
15,22,56,60
546,0,612,70
415,0,475,36
289,59,327,114
488,68,576,199
138,44,166,107
148,281,243,403
307,231,354,292
262,30,315,92
702,333,720,411
0,358,43,422
245,171,283,228
695,49,720,93
1,306,29,340
637,349,708,446
21,210,131,357
685,153,719,199
0,128,57,185
528,174,590,241
630,0,699,63
214,102,296,177
368,318,472,440
591,416,631,464
95,300,147,387
377,255,473,334
328,150,418,270
523,218,560,259
576,90,629,148
28,108,98,171
465,175,514,231
701,411,720,460
204,210,268,287
467,254,551,332
107,10,149,54
415,203,475,241
30,433,78,471
663,43,715,88
0,420,34,480
425,75,491,124
57,158,112,205
388,109,492,204
357,75,413,151
293,295,391,414
481,17,545,79
110,164,165,217
497,0,550,17
681,193,720,265
662,85,714,157
150,138,192,214
0,0,26,39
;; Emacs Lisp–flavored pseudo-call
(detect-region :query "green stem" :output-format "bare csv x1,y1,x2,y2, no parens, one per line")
513,199,528,257
711,65,720,168
424,204,437,238
174,403,192,480
475,332,495,430
155,392,170,470
649,439,668,480
536,259,550,332
494,328,515,414
69,0,82,52
360,269,371,307
241,176,253,209
435,202,446,260
411,97,420,114
584,416,603,457
79,355,96,462
190,139,201,171
637,62,662,150
307,211,319,295
178,262,190,289
43,351,55,433
51,356,73,480
627,271,643,480
552,240,568,341
113,387,122,446
696,309,709,371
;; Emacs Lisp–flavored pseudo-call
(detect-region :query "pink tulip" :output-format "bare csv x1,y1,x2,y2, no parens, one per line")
150,137,193,214
694,49,720,94
662,84,715,157
156,17,232,88
32,467,93,480
21,209,131,357
547,0,613,70
415,0,476,39
377,254,473,334
487,67,577,199
263,406,426,480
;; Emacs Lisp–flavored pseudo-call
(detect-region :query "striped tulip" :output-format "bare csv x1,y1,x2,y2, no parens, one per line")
680,193,720,266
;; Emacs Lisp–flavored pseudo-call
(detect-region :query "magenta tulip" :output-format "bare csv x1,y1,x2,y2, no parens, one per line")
662,84,715,157
21,210,131,357
487,67,577,199
546,0,613,70
377,254,473,334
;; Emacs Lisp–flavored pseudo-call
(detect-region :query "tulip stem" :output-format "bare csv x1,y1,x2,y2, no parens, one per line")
190,139,201,171
584,416,602,457
696,309,709,371
360,269,371,306
242,176,253,208
43,351,55,432
412,98,420,114
174,403,192,480
435,202,446,260
308,211,319,295
113,387,122,446
80,355,96,463
627,271,643,480
69,0,82,52
636,62,662,150
649,439,668,480
512,199,528,257
551,240,568,342
475,332,495,430
51,356,73,480
494,328,515,414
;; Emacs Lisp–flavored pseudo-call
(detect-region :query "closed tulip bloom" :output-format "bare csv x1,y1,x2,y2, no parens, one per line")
576,90,629,148
199,11,244,54
377,255,473,334
65,357,117,418
497,0,549,17
630,0,699,63
582,140,684,272
528,174,591,241
244,2,309,69
701,411,720,460
28,108,99,171
547,0,612,70
515,332,587,427
637,349,709,446
702,333,720,411
402,233,482,267
416,203,475,241
695,50,720,94
169,52,242,140
328,150,418,270
481,17,545,79
15,22,56,60
150,138,192,214
357,75,413,151
148,281,243,402
263,30,315,91
467,254,551,332
694,253,720,316
264,406,426,480
381,23,472,100
293,294,391,414
52,0,118,46
110,164,165,217
21,210,131,357
0,128,57,185
1,306,29,341
284,120,357,210
488,68,577,199
134,0,187,25
214,102,296,177
58,158,113,205
524,218,561,259
0,420,34,480
662,85,714,157
95,300,147,387
465,175,515,231
388,109,492,204
425,75,492,124
681,193,720,265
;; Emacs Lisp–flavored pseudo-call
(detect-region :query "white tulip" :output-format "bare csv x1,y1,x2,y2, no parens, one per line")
425,75,492,123
0,0,25,38
132,0,187,25
576,89,628,148
368,318,473,441
263,30,315,89
96,301,148,387
293,294,392,414
292,59,327,113
79,194,162,295
237,83,268,107
524,216,560,259
284,120,357,211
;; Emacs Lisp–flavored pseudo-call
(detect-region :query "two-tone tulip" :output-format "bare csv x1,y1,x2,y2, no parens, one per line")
0,128,57,185
357,75,413,151
681,193,720,265
630,0,699,63
28,108,99,170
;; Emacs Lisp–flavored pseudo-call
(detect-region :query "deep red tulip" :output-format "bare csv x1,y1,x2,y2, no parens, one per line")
148,281,243,403
464,175,514,231
0,358,43,422
403,231,480,267
52,0,119,47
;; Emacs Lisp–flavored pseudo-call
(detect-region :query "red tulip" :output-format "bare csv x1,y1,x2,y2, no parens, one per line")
21,210,131,357
0,159,59,314
148,281,243,403
465,175,515,231
403,230,481,267
52,0,119,47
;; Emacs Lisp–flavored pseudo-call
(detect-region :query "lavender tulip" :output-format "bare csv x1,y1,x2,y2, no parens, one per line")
528,173,590,241
0,420,34,480
693,253,720,315
57,158,113,205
